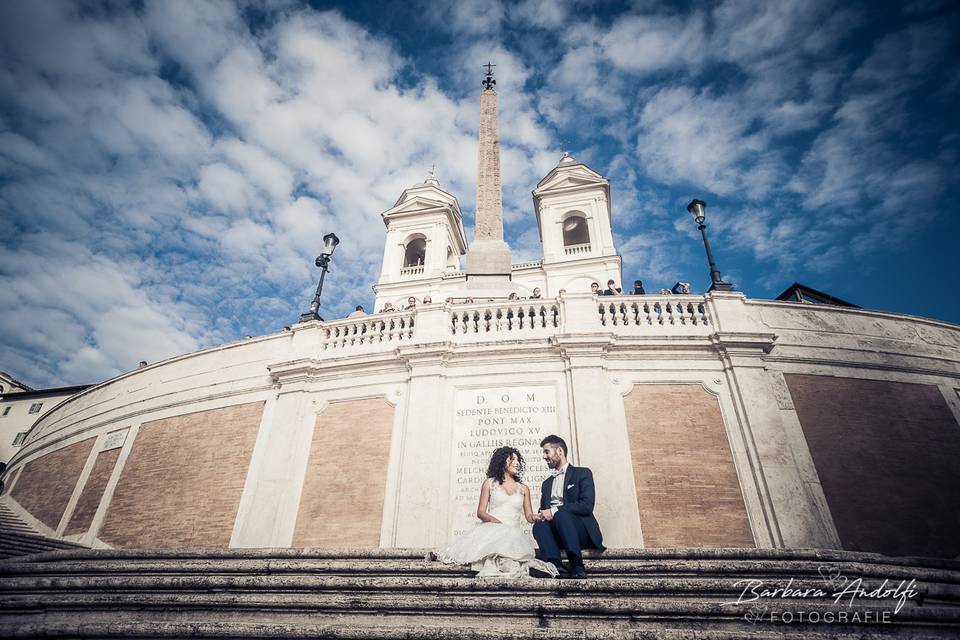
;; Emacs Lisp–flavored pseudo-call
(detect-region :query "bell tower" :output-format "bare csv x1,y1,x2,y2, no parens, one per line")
373,169,467,309
531,153,621,289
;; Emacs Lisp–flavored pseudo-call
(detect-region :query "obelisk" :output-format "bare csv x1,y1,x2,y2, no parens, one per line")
466,63,513,281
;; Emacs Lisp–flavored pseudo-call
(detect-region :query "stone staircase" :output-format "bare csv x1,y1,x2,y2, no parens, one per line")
0,501,86,559
1,547,959,638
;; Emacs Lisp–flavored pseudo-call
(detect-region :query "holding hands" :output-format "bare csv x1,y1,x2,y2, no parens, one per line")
527,509,552,523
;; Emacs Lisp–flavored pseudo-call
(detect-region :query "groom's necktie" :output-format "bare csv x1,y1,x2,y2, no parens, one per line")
550,465,567,508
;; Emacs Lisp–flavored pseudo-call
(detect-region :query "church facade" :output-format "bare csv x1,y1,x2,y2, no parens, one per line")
3,72,960,561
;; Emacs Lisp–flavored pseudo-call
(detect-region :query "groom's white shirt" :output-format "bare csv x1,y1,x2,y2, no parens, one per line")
549,462,570,515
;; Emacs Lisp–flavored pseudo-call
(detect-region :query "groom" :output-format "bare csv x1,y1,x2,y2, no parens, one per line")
532,435,604,578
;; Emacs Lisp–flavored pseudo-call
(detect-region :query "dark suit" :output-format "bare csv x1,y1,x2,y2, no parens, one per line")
532,465,604,561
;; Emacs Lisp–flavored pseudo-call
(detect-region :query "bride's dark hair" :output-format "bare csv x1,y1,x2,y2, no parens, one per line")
486,446,525,483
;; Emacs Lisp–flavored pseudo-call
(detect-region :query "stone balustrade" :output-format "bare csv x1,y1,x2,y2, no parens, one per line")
311,294,714,354
563,242,591,255
399,265,424,276
597,295,711,331
320,312,415,350
450,301,560,336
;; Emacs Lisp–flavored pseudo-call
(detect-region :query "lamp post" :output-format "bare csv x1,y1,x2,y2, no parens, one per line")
687,199,733,292
299,232,340,322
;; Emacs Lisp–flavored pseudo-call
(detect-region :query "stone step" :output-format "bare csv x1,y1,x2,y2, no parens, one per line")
4,555,959,588
15,546,960,564
0,501,87,559
1,591,957,639
13,545,960,568
0,502,35,526
0,520,34,533
0,541,82,560
0,557,470,577
1,548,957,638
0,532,85,555
0,531,82,547
1,619,943,640
1,572,956,604
0,590,954,620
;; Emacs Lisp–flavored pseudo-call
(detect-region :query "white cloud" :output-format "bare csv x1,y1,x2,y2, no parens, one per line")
421,0,507,36
636,86,772,197
509,0,571,29
198,163,258,212
712,0,838,63
789,19,953,253
600,13,706,74
0,235,209,385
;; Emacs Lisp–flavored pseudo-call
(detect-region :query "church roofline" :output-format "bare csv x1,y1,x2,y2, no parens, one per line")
392,188,461,212
533,156,606,190
0,384,92,401
0,371,33,392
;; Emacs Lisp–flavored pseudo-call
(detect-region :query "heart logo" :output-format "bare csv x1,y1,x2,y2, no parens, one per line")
818,565,842,587
743,608,765,625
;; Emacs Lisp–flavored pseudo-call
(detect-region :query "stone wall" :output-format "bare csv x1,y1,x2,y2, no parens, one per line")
622,384,754,548
4,294,958,553
97,402,263,549
11,437,95,529
292,397,395,547
64,448,121,536
786,374,960,558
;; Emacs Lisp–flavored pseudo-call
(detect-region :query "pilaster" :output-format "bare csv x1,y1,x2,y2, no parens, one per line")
391,350,451,547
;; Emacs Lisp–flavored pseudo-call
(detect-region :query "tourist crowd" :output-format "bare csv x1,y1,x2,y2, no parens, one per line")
344,279,695,316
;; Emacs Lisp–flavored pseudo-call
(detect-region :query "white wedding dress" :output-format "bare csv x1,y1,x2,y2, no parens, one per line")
437,481,559,578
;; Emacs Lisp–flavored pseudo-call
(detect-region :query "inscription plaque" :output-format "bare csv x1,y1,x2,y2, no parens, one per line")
100,429,128,452
449,386,563,541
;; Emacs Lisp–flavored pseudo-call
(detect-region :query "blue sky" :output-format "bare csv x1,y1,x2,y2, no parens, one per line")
1,0,958,388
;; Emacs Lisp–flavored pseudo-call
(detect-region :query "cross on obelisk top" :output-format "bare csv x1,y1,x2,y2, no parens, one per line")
482,62,496,90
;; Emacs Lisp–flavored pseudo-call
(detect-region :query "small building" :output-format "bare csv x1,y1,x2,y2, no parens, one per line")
0,381,92,465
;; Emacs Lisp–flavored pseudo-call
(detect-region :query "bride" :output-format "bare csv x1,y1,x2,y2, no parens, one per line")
437,446,559,578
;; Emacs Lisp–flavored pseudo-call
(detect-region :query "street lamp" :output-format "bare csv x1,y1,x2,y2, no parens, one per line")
299,232,340,322
687,199,733,292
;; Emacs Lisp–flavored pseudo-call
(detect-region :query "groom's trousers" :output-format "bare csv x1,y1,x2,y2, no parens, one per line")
532,509,593,561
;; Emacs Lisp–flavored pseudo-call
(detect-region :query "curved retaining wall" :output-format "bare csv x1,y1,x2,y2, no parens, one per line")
2,293,959,558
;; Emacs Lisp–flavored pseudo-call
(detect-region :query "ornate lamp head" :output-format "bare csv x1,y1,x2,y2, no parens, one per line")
687,199,706,225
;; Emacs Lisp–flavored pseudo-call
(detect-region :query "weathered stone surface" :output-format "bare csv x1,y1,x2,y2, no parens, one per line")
623,384,754,548
466,88,512,276
64,447,120,536
786,374,960,558
293,398,394,548
1,547,957,638
0,502,85,559
98,402,264,549
10,437,95,529
474,90,503,242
